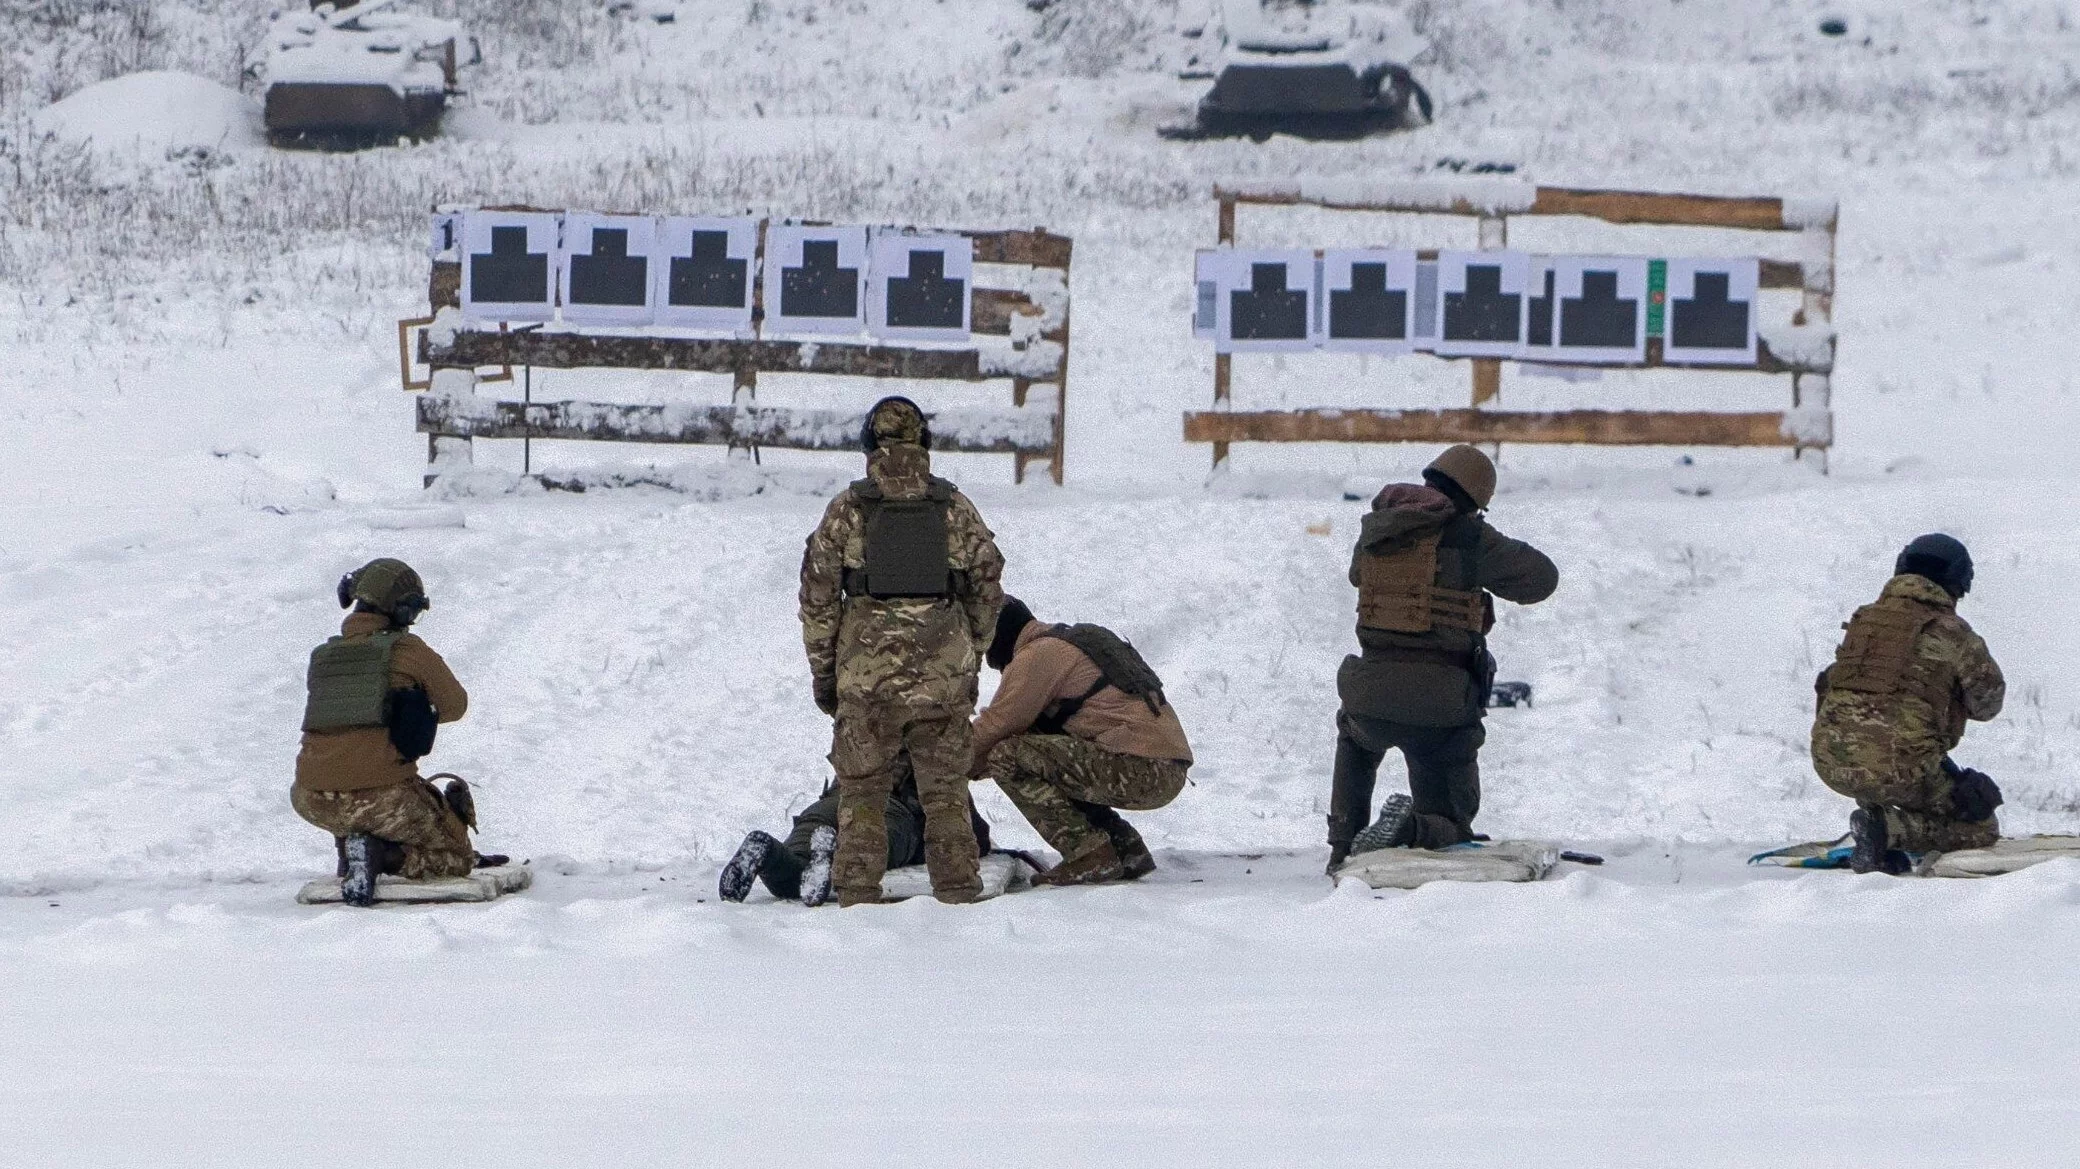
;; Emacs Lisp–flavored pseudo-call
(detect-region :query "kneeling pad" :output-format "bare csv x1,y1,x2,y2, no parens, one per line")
1924,835,2080,878
879,853,1031,902
298,865,532,905
1335,840,1560,889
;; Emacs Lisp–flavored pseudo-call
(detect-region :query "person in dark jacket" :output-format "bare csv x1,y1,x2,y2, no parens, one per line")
1326,445,1559,872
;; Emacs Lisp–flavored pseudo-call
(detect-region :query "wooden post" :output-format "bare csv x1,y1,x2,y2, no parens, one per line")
1213,194,1237,473
730,219,769,464
424,367,478,486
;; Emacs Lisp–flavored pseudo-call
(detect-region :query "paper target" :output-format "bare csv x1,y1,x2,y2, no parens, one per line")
764,224,869,337
869,232,973,342
1211,249,1318,354
429,210,461,259
1320,249,1418,355
1663,258,1760,366
654,216,758,333
559,213,659,327
1542,255,1648,364
461,211,560,324
1432,251,1528,358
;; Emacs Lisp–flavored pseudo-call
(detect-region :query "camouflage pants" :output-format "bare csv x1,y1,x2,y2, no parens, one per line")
831,708,979,905
985,734,1187,863
291,779,474,880
1814,753,1999,853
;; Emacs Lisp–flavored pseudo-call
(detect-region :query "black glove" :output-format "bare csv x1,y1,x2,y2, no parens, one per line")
813,676,838,717
1947,763,2004,823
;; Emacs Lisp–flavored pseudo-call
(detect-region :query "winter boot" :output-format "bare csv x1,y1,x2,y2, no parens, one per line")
1033,840,1126,887
1085,805,1156,880
1349,793,1416,856
1849,805,1896,875
801,826,838,908
341,833,380,907
718,831,783,903
442,777,478,831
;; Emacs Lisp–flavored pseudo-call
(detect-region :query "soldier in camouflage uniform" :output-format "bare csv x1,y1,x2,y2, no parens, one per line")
799,397,1004,906
291,558,500,905
1813,534,2006,873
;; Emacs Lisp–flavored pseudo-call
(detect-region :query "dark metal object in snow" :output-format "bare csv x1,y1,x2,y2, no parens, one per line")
1486,682,1534,709
1176,61,1432,142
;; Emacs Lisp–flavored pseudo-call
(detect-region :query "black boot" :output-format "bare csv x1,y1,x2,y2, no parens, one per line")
341,833,379,907
719,831,782,903
1849,805,1893,875
801,826,838,907
1349,793,1416,856
473,852,510,869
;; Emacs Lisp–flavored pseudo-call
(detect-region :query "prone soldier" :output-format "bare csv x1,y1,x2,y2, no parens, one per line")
1813,534,2006,873
798,397,1005,906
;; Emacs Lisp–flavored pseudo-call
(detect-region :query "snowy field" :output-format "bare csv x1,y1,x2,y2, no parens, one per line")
4,0,2080,1162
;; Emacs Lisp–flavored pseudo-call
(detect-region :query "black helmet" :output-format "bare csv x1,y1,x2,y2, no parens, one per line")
337,557,430,626
1895,533,1973,599
861,396,932,454
987,596,1036,671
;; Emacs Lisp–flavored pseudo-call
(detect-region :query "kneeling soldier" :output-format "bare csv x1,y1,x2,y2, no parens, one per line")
291,558,496,906
971,597,1194,885
1328,445,1558,872
1813,534,2005,873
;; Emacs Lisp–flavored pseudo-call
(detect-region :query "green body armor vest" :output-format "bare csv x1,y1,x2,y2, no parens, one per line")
301,630,405,733
846,477,957,599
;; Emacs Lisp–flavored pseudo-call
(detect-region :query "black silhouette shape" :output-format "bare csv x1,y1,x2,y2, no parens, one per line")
1442,264,1521,344
1669,271,1751,351
568,227,649,307
1526,267,1557,347
1230,262,1308,341
885,249,966,330
470,225,549,305
780,239,860,320
668,230,748,308
1558,269,1638,349
1328,262,1407,340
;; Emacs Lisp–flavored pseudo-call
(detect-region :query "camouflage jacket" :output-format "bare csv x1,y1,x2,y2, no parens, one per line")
1813,573,2004,773
799,443,1004,713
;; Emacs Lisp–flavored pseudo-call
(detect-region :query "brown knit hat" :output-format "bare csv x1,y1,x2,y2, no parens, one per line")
1424,444,1497,510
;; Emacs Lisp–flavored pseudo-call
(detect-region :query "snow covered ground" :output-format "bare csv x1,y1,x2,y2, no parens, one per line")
4,0,2080,1161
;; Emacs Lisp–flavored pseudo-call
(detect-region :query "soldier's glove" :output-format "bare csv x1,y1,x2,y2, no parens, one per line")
1948,766,2004,823
813,676,839,717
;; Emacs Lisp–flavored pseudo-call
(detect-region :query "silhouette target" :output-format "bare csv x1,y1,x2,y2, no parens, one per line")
885,249,966,330
1527,267,1557,347
1230,262,1308,341
669,230,748,308
1442,264,1521,343
1558,270,1638,349
471,225,549,305
1328,262,1407,340
568,228,648,307
780,239,859,319
1670,271,1750,351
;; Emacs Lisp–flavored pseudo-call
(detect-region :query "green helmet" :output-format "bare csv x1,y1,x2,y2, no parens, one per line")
336,558,430,626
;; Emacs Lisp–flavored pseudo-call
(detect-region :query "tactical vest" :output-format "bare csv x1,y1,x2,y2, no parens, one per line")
1032,623,1167,734
1356,523,1487,635
1825,596,1949,711
845,477,957,599
301,629,404,733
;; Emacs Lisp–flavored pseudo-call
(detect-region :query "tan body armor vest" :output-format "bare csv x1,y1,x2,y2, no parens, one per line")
1357,530,1487,635
1825,595,1949,711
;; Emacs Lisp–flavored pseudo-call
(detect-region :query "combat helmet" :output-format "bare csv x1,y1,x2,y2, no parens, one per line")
860,395,933,453
336,557,430,626
1423,444,1497,512
1895,533,1973,599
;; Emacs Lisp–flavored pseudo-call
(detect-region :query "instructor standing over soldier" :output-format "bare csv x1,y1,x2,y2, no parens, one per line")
799,396,1005,906
1326,445,1558,872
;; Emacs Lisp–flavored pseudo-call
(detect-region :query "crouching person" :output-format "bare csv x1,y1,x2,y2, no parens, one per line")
291,558,496,906
719,758,996,906
971,598,1193,886
1813,534,2006,874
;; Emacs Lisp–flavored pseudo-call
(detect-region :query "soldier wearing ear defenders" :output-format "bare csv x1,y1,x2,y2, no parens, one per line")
291,558,499,906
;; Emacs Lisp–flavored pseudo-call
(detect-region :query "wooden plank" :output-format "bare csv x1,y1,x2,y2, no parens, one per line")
1528,187,1790,231
1182,408,1810,448
1470,359,1501,406
430,261,460,310
428,330,994,381
418,398,1054,453
967,229,1072,269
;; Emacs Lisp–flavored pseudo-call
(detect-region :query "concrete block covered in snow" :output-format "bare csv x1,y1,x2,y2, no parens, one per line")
1924,836,2080,878
1334,840,1561,889
879,853,1030,901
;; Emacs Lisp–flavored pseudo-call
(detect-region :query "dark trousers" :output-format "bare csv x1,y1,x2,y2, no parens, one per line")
758,792,923,901
1328,709,1485,850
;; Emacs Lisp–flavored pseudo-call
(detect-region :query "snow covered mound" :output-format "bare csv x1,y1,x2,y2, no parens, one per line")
33,71,262,161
